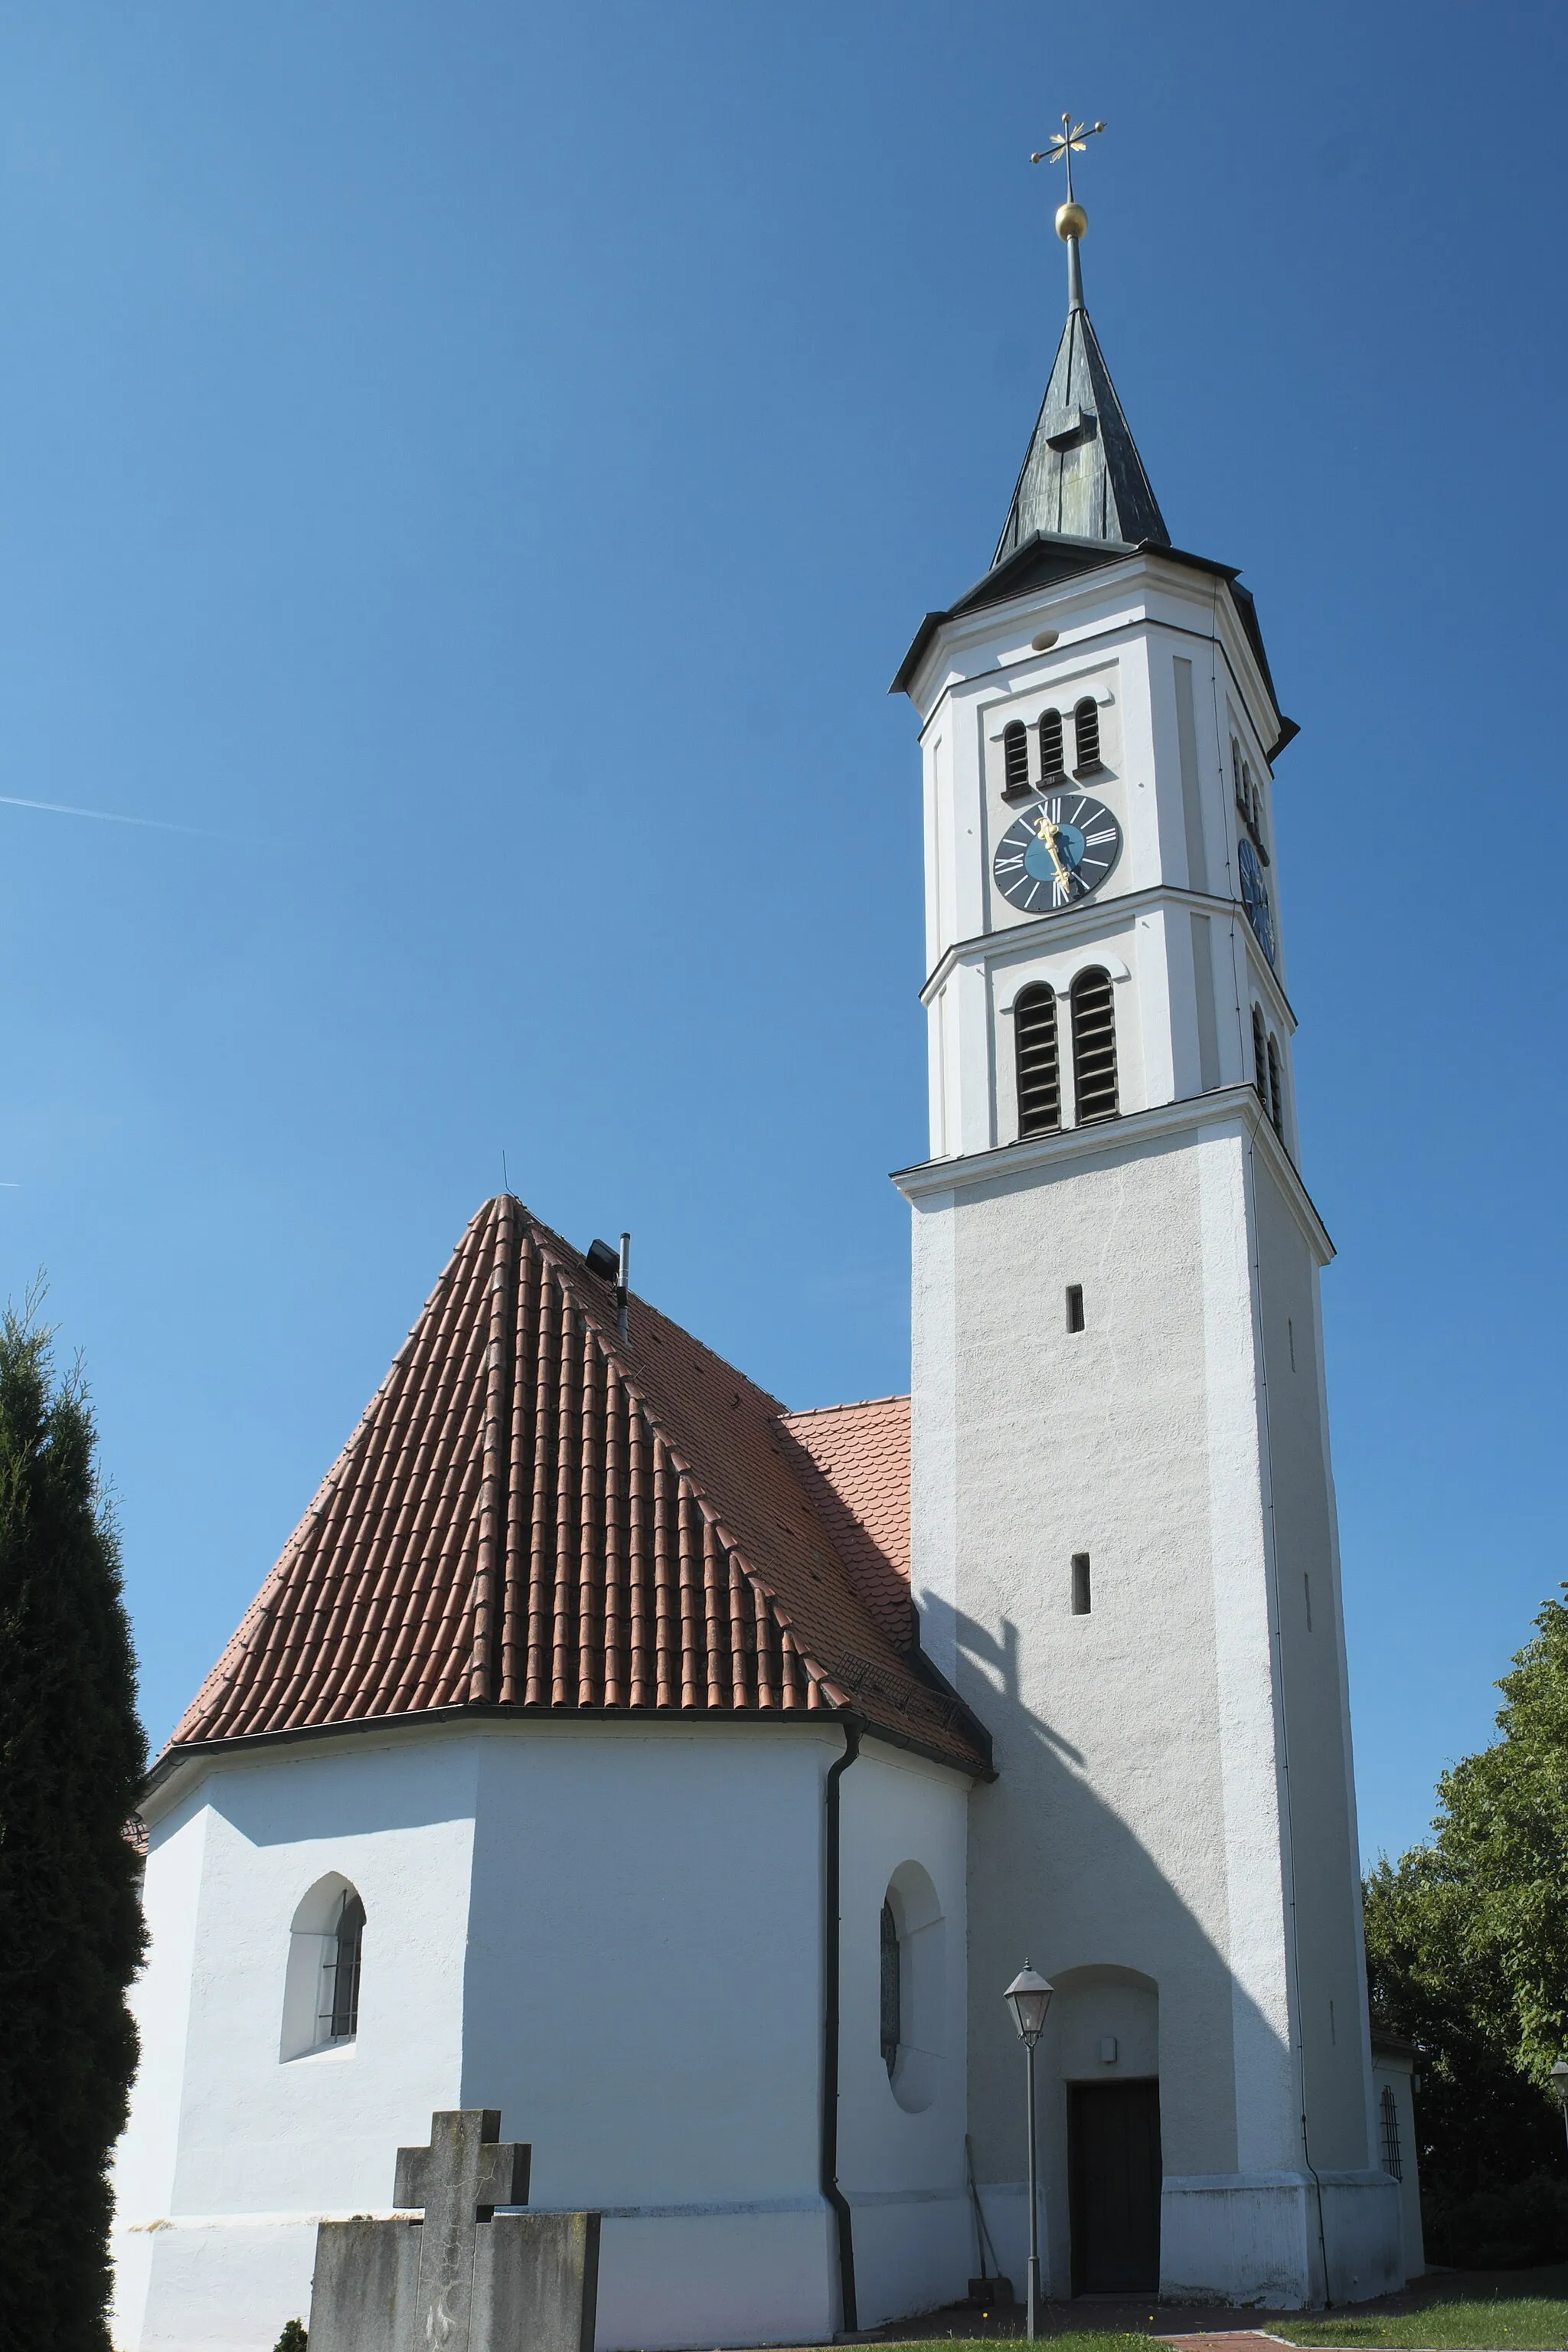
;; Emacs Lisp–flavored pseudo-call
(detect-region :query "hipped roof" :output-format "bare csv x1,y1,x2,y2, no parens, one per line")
167,1198,986,1779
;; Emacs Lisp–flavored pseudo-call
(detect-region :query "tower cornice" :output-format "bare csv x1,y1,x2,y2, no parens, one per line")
892,1083,1333,1268
918,884,1299,1037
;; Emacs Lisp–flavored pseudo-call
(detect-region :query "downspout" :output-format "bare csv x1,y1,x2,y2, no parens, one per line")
822,1718,863,2334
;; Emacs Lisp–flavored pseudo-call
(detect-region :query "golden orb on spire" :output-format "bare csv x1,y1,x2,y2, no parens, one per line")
1056,201,1088,242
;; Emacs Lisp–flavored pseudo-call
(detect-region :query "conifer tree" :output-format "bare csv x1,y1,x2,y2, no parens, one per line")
0,1309,146,2351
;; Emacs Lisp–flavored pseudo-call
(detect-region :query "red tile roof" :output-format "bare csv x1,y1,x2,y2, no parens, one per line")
168,1198,985,1776
778,1398,911,1650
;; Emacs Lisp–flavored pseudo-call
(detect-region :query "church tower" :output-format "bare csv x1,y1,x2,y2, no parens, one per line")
893,147,1403,2305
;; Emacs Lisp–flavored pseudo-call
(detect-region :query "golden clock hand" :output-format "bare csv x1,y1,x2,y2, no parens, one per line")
1036,815,1076,893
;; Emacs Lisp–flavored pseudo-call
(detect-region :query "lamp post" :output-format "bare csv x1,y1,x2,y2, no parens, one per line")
1004,1963,1054,2340
1551,2060,1568,2157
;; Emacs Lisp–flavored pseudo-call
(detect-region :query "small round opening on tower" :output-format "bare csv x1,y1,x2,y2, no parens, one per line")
1031,629,1060,652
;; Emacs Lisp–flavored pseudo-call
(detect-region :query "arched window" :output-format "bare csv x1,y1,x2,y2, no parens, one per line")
880,1899,900,2076
1070,969,1118,1122
1252,1005,1269,1107
1073,697,1101,774
323,1889,365,2042
1380,2083,1403,2180
1002,720,1031,797
1038,707,1065,779
1266,1034,1284,1136
1014,984,1060,1137
280,1873,366,2060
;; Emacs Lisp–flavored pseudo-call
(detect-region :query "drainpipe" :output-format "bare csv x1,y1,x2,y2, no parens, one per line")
822,1719,863,2334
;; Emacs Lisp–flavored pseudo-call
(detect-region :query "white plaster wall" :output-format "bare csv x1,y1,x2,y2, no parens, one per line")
117,1719,975,2351
903,1097,1398,2302
1371,2050,1425,2278
838,1742,973,2323
115,1733,478,2350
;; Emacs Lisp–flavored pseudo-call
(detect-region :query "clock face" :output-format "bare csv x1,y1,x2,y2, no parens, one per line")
1239,837,1276,965
992,791,1123,916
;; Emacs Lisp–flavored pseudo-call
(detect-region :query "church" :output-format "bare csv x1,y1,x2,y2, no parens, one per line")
112,170,1420,2352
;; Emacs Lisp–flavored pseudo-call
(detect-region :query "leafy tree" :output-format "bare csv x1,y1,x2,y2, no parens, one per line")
273,2324,309,2351
0,1308,146,2351
1365,1590,1568,2258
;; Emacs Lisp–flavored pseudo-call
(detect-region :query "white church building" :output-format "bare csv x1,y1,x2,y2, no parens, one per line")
112,194,1418,2351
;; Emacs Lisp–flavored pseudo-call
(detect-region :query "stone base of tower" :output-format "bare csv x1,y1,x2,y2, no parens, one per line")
1161,2171,1405,2307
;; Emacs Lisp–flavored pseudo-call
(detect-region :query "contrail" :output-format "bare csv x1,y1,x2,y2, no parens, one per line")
0,793,225,838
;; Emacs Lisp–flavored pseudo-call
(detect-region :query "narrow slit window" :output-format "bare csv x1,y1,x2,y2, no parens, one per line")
1066,1282,1085,1333
1266,1034,1284,1135
1232,737,1244,808
321,1889,365,2043
1014,985,1061,1138
1071,1553,1092,1615
1380,2085,1403,2180
1070,969,1118,1122
1252,1004,1269,1106
1073,697,1101,774
1002,720,1031,797
1304,1572,1313,1631
1038,707,1065,779
880,1899,900,2076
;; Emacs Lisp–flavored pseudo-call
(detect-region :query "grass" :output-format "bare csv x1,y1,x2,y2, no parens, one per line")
1266,2298,1568,2348
880,2302,1568,2352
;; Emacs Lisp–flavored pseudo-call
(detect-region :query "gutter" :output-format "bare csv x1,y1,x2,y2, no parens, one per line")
822,1718,864,2332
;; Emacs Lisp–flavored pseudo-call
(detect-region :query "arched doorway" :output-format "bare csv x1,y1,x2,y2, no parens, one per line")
1050,1966,1161,2295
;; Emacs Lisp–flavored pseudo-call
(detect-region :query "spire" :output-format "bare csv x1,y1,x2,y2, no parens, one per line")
993,117,1169,565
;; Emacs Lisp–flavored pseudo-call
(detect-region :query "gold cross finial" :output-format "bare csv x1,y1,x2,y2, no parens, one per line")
1031,113,1106,207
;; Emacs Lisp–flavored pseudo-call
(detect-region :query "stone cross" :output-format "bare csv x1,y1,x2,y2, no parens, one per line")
309,2109,599,2352
394,2111,531,2350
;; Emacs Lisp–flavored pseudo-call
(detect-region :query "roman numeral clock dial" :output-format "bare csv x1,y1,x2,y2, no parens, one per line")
992,791,1123,914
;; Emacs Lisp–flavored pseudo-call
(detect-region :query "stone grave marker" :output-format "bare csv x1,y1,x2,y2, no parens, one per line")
309,2109,599,2352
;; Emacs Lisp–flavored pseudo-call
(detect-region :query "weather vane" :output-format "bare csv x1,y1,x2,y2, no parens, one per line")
1031,113,1106,209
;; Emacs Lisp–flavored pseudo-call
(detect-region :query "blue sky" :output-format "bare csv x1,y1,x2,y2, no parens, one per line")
1,2,1562,1866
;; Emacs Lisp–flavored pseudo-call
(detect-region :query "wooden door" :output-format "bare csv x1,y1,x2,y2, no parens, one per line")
1068,2078,1162,2295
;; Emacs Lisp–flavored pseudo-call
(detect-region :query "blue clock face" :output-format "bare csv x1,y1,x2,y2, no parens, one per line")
1239,837,1276,965
993,792,1122,916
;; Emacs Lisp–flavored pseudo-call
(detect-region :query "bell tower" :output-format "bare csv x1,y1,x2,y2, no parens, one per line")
894,132,1403,2306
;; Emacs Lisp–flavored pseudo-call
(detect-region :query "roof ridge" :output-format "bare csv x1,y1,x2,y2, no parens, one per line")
781,1393,910,1421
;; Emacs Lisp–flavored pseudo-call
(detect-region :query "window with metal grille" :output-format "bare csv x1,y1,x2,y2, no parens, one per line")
1071,1553,1092,1614
1073,697,1101,774
880,1899,901,2076
1252,1004,1269,1107
1038,707,1065,779
320,1889,365,2042
1070,969,1118,1122
1002,720,1031,797
1014,985,1061,1137
1266,1034,1283,1135
1380,2084,1403,2180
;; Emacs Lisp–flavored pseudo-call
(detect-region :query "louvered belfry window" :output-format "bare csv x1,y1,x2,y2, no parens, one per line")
1073,697,1101,773
1266,1034,1284,1135
1038,707,1065,779
1070,969,1118,1121
1253,1004,1269,1106
1002,720,1031,796
1380,2084,1403,2180
322,1888,365,2042
1014,985,1061,1137
880,1900,901,2076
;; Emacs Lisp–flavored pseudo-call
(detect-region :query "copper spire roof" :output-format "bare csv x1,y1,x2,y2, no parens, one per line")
168,1198,986,1776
